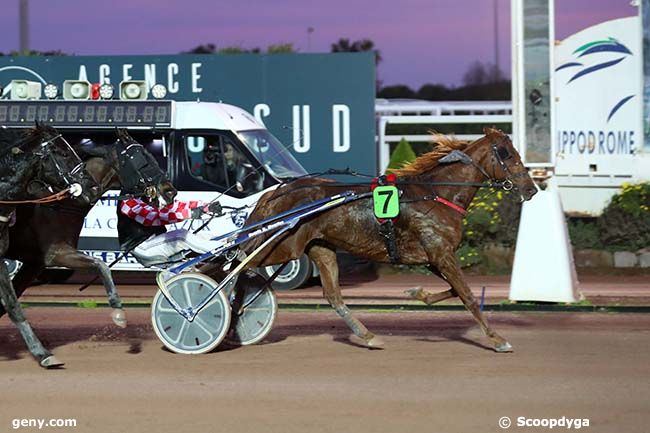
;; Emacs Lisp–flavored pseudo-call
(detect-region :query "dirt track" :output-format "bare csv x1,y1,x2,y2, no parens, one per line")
1,308,649,433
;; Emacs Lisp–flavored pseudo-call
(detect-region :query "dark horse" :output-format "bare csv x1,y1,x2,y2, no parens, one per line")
0,124,99,368
210,128,537,352
4,129,177,333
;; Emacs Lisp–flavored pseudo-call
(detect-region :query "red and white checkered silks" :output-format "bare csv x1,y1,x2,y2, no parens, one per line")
119,198,205,226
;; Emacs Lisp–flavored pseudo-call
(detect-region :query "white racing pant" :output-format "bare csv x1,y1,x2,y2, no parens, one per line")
131,229,223,267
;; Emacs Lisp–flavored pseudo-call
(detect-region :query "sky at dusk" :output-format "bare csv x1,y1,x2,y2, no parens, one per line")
0,0,639,89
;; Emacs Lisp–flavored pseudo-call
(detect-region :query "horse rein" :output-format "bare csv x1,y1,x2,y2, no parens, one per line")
0,186,80,204
0,135,88,205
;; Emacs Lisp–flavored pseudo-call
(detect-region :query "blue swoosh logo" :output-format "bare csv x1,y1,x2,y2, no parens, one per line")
568,57,625,83
607,95,635,122
555,62,583,72
578,42,632,57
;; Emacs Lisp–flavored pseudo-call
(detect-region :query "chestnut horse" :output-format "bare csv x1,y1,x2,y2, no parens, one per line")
216,128,537,352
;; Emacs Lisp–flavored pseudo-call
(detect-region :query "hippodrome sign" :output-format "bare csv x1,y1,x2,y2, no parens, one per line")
0,53,376,174
554,17,644,158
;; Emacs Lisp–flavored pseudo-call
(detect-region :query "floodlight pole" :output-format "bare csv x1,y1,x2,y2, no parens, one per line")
19,0,29,53
494,0,500,80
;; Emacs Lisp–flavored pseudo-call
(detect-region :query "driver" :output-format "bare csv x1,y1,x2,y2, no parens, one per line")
117,196,224,267
201,141,240,187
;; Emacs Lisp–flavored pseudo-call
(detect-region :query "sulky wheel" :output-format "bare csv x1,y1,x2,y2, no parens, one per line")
224,272,278,346
151,273,231,355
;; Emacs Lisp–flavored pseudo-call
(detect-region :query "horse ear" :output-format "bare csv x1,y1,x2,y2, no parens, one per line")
115,128,128,149
439,150,472,165
483,126,503,136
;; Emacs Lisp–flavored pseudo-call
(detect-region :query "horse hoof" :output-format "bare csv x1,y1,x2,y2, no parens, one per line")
404,287,423,300
111,309,127,328
366,335,385,348
495,341,513,353
40,356,65,369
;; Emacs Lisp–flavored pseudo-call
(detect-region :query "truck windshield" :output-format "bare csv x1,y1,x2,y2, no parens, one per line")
239,129,307,179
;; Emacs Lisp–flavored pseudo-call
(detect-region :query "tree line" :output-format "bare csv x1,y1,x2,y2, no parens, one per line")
1,38,510,100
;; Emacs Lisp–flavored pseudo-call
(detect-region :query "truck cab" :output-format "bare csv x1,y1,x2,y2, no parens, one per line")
0,81,316,289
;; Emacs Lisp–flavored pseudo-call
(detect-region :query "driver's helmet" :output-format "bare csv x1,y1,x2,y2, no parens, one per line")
203,141,221,164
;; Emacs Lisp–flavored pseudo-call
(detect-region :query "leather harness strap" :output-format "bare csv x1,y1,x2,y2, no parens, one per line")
371,174,401,264
433,196,467,215
371,174,468,264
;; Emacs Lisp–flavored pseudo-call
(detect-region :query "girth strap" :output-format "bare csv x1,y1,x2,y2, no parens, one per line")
371,173,401,264
378,219,400,264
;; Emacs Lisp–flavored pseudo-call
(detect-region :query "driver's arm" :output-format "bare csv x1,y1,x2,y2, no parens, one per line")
119,198,211,226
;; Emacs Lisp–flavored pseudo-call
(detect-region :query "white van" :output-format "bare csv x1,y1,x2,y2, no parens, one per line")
1,91,317,290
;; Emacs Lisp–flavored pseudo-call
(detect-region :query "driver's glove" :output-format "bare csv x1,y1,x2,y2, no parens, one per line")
207,201,223,216
190,206,205,219
190,201,223,219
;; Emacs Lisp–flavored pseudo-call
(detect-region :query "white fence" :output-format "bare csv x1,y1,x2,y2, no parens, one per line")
375,99,513,172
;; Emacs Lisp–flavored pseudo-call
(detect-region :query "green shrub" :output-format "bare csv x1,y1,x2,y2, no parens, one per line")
462,188,522,247
597,182,650,251
457,188,523,267
387,138,416,170
567,219,602,249
456,245,482,268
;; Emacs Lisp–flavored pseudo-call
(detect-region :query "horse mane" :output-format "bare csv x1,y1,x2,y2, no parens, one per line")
0,126,49,199
0,124,60,155
391,133,470,177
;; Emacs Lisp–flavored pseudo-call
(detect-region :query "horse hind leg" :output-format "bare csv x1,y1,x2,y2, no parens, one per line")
405,287,456,305
405,265,457,305
0,260,63,368
432,252,512,352
307,244,384,348
0,262,45,320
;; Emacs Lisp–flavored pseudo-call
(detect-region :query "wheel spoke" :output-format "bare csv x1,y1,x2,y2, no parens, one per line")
157,305,178,314
195,315,219,335
171,318,190,345
241,307,271,313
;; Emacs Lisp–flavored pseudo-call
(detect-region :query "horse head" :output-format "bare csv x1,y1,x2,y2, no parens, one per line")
393,129,537,204
20,124,98,205
83,129,177,205
475,128,537,202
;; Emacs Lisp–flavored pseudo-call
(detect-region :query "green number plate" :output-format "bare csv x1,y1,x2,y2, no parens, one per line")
373,185,400,219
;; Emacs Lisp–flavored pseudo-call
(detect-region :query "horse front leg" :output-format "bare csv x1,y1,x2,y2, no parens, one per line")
47,245,126,328
431,251,512,352
307,244,384,348
0,258,63,368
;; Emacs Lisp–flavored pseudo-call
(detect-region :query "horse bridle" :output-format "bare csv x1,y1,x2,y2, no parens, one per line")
116,141,169,200
30,134,93,198
467,137,528,193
